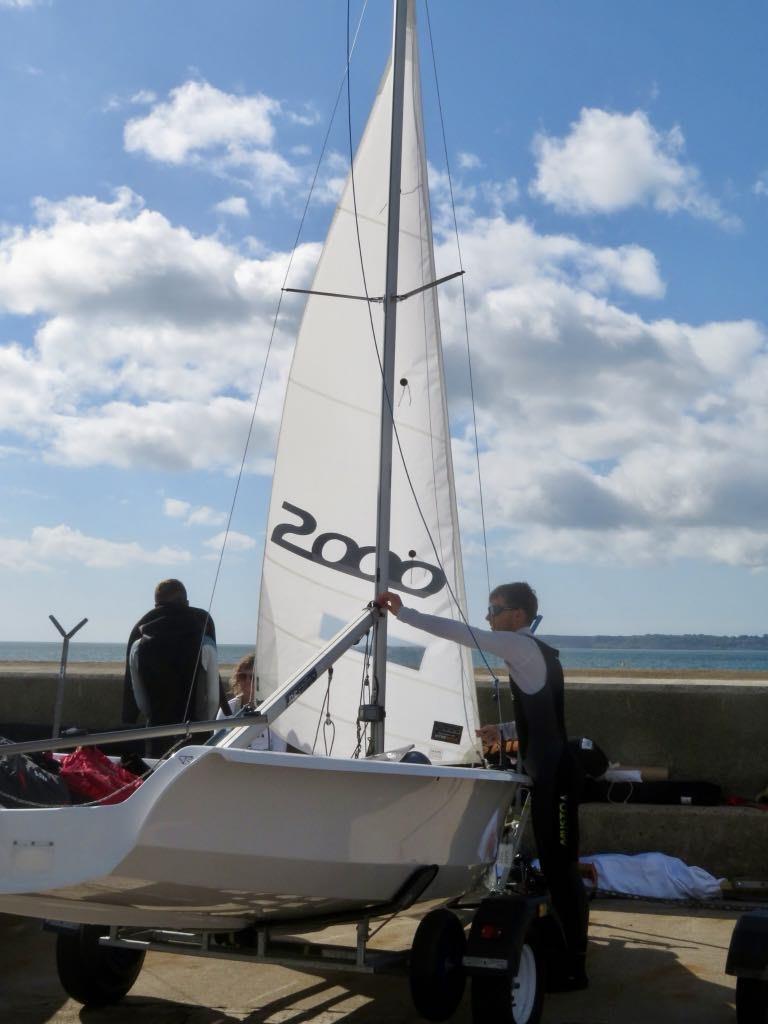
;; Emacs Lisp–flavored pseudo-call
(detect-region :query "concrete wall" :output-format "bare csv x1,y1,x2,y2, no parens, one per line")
2,667,766,878
476,675,768,879
3,669,766,794
476,676,768,796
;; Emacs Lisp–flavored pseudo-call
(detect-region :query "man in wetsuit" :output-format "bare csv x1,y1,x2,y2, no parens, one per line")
122,579,225,754
377,581,588,990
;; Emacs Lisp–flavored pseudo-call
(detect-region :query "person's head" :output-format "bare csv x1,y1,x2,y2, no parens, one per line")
154,579,189,607
230,654,255,703
486,582,538,632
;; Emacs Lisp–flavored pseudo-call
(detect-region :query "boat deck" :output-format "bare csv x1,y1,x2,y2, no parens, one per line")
0,899,745,1022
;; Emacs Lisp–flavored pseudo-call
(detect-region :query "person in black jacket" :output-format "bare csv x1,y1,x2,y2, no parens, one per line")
377,581,588,990
122,579,227,754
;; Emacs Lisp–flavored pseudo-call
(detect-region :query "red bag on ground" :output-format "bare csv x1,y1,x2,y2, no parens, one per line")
59,746,142,805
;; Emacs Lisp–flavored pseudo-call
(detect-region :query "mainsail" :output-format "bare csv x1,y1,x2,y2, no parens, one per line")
256,4,480,764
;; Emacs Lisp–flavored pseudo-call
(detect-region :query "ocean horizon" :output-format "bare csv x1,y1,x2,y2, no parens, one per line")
2,641,768,673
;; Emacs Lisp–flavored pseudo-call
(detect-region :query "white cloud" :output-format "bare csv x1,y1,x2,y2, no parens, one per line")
103,89,157,114
130,89,156,106
163,498,191,519
285,104,320,127
204,530,256,552
0,0,43,7
458,151,482,170
125,80,278,163
124,80,299,204
434,214,768,568
214,196,249,218
428,162,519,229
481,177,519,213
187,505,227,526
753,172,768,197
0,525,190,571
3,170,767,573
531,108,738,228
48,398,277,472
0,187,319,471
163,498,226,527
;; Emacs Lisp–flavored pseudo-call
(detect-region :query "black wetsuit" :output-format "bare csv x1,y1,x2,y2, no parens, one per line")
396,606,588,977
122,604,227,754
509,638,588,976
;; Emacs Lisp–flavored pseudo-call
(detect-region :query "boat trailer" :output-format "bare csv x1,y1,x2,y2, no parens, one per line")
45,860,564,1024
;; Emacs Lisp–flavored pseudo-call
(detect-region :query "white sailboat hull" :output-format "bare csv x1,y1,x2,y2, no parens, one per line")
0,747,523,930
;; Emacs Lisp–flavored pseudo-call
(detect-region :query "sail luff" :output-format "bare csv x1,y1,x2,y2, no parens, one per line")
370,0,410,755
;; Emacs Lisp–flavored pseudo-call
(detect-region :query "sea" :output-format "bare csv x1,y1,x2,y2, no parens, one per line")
2,641,768,673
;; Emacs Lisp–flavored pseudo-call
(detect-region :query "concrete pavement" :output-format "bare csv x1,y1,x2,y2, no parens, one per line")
0,901,742,1023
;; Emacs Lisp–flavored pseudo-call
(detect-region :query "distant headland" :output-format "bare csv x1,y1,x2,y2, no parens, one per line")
540,634,768,650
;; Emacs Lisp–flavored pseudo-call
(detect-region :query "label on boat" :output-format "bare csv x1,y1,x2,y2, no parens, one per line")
431,721,463,745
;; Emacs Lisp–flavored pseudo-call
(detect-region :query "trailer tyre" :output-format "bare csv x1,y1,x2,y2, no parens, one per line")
471,937,543,1024
409,908,466,1021
56,925,145,1006
736,977,768,1024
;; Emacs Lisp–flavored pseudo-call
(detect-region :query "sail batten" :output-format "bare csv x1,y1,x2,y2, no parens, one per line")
256,0,480,764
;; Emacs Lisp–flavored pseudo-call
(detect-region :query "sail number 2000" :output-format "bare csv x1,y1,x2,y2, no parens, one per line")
271,501,446,598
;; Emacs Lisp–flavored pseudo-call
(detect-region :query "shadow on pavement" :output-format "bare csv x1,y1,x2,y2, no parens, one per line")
0,915,68,1024
542,930,736,1024
1,908,740,1024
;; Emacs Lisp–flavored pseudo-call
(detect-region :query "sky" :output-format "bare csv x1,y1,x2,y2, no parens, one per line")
1,0,767,642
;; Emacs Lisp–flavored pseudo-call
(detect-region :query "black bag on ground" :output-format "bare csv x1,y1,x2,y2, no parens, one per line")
581,778,722,806
0,736,71,808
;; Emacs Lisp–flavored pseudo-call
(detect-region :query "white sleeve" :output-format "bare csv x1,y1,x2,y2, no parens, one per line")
200,641,220,720
396,606,546,694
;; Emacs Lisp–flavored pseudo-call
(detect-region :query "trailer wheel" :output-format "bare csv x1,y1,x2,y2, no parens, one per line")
736,977,768,1024
471,937,543,1024
409,908,466,1021
56,925,145,1006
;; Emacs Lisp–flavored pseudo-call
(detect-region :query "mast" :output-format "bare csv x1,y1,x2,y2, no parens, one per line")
370,0,409,755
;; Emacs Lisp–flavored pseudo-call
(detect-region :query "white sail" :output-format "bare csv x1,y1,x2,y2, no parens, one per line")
256,3,480,764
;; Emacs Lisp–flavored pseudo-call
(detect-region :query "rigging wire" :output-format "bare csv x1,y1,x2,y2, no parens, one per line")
424,0,506,737
174,1,372,741
344,0,501,749
424,0,492,599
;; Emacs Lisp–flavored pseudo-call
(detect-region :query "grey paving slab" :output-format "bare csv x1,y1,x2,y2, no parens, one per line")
0,902,742,1023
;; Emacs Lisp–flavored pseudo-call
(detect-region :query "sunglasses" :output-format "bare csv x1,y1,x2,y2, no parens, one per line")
487,603,517,617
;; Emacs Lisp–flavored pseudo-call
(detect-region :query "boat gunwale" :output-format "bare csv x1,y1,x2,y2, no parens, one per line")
209,745,528,783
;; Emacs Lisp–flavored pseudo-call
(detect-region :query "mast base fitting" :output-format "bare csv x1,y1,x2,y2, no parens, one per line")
358,704,386,723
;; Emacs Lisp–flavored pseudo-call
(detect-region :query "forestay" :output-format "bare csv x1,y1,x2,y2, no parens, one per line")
256,3,480,764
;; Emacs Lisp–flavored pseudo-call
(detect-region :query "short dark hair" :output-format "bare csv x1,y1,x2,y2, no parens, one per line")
154,579,188,606
490,582,538,624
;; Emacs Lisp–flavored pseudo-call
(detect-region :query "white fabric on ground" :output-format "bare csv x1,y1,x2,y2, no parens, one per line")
580,852,724,900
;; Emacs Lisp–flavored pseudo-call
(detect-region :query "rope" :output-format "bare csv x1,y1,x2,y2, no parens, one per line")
311,667,336,756
352,629,373,759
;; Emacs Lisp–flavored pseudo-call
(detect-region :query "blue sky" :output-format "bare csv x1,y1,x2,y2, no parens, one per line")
1,0,767,641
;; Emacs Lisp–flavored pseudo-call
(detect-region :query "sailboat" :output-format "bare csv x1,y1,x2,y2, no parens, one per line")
0,0,523,934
